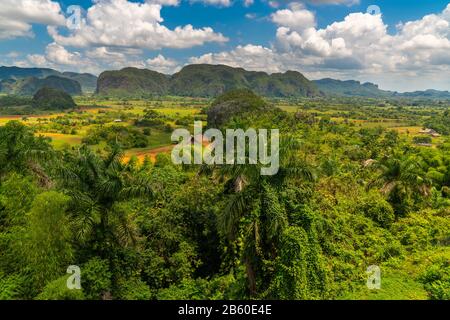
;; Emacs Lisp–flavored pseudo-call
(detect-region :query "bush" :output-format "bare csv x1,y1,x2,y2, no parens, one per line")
36,275,85,300
419,258,450,300
358,192,395,227
115,278,151,300
32,87,76,110
81,258,112,300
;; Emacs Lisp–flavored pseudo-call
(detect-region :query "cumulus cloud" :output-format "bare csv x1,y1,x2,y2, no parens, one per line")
48,0,228,50
26,54,48,67
0,0,65,39
24,43,181,75
25,43,97,72
273,3,450,76
190,3,450,91
189,44,283,73
45,43,86,66
271,3,316,32
146,54,180,74
304,0,359,5
147,0,181,6
190,0,232,6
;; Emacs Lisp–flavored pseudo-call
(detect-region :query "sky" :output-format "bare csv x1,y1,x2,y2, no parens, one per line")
0,0,449,92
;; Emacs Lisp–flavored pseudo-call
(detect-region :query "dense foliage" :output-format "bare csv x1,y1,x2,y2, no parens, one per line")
0,90,448,300
32,88,77,110
1,76,82,96
96,64,322,98
0,66,96,94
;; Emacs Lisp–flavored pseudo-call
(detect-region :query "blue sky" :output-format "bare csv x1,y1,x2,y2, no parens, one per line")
0,0,449,91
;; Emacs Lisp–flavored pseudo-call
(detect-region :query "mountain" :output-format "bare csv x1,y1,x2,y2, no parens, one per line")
0,66,97,93
313,78,450,99
61,72,98,93
313,78,393,98
96,67,170,97
0,66,60,80
206,89,275,128
96,64,323,98
394,89,450,99
0,75,82,96
32,87,77,110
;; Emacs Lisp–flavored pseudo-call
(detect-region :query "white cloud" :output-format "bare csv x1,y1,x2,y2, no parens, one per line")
268,1,280,9
0,0,65,39
48,0,228,50
190,0,232,6
272,3,316,32
147,0,180,6
45,43,85,66
24,43,97,72
26,54,48,67
146,54,180,73
24,44,181,75
189,3,450,91
190,44,283,73
273,3,450,77
243,0,254,7
304,0,359,5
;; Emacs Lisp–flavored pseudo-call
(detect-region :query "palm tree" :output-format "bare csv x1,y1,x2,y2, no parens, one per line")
206,135,316,296
56,144,154,253
0,121,52,183
370,153,432,215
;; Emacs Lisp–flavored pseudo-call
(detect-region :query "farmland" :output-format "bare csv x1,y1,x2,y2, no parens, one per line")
0,91,449,301
0,96,447,160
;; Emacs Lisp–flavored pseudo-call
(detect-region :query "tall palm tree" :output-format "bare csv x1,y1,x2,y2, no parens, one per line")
0,121,52,184
56,145,154,252
370,153,432,215
206,135,316,296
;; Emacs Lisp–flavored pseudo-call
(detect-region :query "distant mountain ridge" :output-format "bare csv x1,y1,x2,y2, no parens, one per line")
313,78,450,99
2,65,449,99
0,75,82,96
313,78,393,98
0,66,97,93
97,64,323,98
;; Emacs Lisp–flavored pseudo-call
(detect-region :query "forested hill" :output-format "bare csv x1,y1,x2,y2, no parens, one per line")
313,78,394,98
314,78,450,99
0,75,82,96
96,64,323,98
0,66,97,93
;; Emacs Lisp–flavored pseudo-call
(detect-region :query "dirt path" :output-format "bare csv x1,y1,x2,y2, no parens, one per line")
123,145,174,163
124,138,210,164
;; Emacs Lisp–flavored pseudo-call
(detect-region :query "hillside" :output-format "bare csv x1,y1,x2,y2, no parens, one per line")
394,89,450,99
206,89,273,127
0,66,97,94
96,67,170,97
62,72,98,93
0,75,82,96
0,66,59,80
313,78,393,98
97,64,323,98
32,87,77,110
314,78,450,99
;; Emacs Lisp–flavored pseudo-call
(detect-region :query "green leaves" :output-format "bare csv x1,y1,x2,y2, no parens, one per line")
24,191,73,289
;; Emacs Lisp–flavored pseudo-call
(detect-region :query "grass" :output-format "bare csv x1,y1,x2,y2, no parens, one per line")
0,97,447,160
340,272,428,300
37,132,83,149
